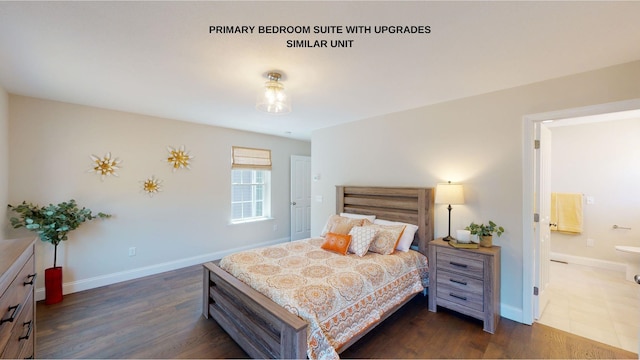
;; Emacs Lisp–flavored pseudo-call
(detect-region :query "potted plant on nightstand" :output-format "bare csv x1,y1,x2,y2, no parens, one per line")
466,221,504,247
8,199,110,304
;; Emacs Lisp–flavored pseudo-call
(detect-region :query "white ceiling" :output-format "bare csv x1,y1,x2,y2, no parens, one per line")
1,1,639,141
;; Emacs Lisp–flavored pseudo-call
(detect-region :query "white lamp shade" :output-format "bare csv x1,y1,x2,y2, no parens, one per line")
435,183,464,205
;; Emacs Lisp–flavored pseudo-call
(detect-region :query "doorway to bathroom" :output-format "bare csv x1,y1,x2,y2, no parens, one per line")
522,99,640,353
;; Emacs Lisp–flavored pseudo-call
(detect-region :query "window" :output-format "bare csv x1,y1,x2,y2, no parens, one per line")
231,147,272,223
231,169,270,222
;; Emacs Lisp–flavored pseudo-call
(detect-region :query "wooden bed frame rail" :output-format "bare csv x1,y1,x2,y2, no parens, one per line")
203,261,307,359
203,186,434,359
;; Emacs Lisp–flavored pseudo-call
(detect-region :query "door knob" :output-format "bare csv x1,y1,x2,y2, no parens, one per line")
635,274,640,285
291,202,296,206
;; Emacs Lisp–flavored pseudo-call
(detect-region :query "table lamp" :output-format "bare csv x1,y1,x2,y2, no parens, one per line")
435,181,465,241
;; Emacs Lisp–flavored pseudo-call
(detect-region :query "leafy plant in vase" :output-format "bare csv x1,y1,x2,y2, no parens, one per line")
465,221,504,247
8,199,110,304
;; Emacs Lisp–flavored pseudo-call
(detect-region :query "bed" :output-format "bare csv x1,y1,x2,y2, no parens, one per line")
202,186,434,359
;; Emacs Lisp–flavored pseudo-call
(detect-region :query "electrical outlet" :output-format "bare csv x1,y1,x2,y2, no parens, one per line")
587,238,595,247
273,224,278,231
128,247,136,256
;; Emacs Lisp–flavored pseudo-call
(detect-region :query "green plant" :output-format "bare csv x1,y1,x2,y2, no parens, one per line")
465,221,505,237
8,199,111,268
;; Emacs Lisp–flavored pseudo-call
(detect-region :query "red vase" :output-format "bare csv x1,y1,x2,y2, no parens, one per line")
44,267,63,305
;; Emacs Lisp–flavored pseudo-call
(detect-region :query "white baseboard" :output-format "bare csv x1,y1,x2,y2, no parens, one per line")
550,252,626,273
35,237,290,301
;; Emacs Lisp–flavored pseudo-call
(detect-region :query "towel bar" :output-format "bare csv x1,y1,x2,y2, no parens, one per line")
613,225,632,230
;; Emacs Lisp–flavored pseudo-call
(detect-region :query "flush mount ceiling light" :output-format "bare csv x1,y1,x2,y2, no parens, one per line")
256,71,291,115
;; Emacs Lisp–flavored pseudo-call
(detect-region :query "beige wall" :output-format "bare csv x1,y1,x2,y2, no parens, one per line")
0,85,7,240
8,95,310,297
311,60,640,322
550,118,640,262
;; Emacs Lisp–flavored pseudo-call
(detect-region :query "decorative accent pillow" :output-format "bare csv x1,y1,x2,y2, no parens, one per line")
373,219,419,252
347,226,378,257
321,232,352,255
367,224,406,255
321,215,364,236
340,213,376,222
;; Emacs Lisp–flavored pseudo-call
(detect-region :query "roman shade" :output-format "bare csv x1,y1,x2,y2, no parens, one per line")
232,146,272,170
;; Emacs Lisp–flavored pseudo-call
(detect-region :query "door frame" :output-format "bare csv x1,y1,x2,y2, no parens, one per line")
533,123,552,320
521,98,640,324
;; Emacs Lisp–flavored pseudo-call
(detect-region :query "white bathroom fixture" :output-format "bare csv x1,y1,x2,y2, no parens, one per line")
614,245,640,282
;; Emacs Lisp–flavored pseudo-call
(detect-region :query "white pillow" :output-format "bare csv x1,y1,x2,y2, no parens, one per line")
340,213,376,222
373,219,419,252
348,226,378,257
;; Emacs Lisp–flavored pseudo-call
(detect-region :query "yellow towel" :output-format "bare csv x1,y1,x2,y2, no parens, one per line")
550,192,583,234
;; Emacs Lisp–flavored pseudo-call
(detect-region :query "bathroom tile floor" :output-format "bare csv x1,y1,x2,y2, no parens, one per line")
538,261,639,355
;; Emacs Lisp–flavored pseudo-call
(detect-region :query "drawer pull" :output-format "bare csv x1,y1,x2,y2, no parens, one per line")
449,278,468,286
0,304,20,325
449,293,467,301
449,261,468,268
24,273,37,286
1,304,20,324
19,320,33,341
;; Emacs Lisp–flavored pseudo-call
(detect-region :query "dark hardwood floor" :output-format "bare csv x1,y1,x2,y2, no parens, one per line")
36,265,637,359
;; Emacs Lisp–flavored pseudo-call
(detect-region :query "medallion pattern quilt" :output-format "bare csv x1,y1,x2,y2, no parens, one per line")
219,237,428,359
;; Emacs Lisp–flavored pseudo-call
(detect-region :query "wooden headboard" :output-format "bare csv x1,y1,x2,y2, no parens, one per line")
336,186,434,255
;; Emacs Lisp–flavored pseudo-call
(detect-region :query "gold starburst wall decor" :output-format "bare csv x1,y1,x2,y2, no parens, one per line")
141,176,162,197
89,152,122,181
166,145,193,172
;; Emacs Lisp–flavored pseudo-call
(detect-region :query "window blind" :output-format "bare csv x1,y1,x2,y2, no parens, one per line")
232,146,272,170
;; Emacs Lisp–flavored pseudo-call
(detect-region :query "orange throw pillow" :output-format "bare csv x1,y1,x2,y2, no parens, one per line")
321,232,352,255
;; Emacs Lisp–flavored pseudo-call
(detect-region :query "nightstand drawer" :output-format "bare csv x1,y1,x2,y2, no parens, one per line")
436,270,484,311
436,251,484,278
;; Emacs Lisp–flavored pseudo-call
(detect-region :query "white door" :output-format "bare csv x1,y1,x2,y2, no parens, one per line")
290,155,311,241
534,123,552,319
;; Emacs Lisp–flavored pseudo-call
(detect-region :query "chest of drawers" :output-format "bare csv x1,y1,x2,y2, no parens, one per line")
0,238,36,359
428,238,500,333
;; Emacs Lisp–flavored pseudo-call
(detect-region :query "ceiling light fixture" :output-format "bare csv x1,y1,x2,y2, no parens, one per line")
256,71,291,115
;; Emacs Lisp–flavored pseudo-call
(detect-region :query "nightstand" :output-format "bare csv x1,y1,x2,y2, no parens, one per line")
428,238,501,333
